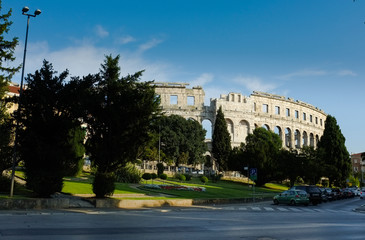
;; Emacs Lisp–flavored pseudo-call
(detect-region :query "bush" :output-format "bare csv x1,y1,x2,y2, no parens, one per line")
115,162,141,183
157,163,164,176
0,175,11,192
26,170,64,197
176,174,186,182
159,173,168,180
142,173,152,183
200,176,209,184
184,174,192,181
92,172,115,198
209,174,222,183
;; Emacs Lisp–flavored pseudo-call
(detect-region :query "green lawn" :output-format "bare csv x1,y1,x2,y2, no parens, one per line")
62,174,280,199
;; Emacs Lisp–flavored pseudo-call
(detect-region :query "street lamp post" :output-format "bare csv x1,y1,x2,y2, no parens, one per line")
9,6,41,197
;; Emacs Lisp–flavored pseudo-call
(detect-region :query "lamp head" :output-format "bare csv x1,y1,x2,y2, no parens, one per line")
34,9,41,16
22,6,29,14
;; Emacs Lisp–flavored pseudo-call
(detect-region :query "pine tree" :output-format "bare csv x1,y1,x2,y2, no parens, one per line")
317,115,350,187
0,3,20,173
212,106,231,171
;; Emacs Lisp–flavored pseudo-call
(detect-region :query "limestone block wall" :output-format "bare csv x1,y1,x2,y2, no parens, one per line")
154,83,327,150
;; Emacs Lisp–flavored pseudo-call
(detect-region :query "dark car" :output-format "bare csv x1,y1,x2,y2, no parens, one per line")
291,185,322,205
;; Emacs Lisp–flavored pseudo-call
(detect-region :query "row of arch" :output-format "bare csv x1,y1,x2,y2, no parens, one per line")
222,119,321,149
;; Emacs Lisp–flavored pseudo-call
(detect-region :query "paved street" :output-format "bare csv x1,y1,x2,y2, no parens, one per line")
0,198,364,240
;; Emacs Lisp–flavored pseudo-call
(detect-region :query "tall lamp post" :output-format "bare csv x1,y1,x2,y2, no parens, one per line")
9,6,41,197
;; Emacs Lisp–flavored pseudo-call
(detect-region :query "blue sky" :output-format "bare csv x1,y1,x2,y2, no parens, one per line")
3,0,365,154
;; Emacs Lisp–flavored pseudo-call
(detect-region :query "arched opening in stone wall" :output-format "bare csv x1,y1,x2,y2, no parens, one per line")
274,126,282,141
238,120,250,143
262,124,270,131
316,135,320,145
295,130,301,149
226,118,234,142
310,133,315,147
285,128,292,148
302,131,308,147
254,123,259,129
202,119,213,140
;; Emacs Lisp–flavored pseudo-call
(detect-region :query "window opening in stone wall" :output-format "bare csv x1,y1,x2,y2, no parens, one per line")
295,130,300,148
315,117,318,124
170,95,178,105
262,104,269,113
310,115,313,122
286,108,290,117
275,106,280,115
295,110,299,119
320,119,323,126
303,112,306,121
285,128,291,148
253,102,256,112
187,96,195,106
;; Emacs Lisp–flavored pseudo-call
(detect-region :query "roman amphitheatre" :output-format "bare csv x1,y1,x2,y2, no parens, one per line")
153,82,327,150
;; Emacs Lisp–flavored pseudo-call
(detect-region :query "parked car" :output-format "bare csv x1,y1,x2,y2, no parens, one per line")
332,188,344,200
319,188,328,202
291,186,322,205
273,190,309,206
324,188,335,201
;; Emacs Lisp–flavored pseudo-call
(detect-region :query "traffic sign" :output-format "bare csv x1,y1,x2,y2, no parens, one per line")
249,168,257,181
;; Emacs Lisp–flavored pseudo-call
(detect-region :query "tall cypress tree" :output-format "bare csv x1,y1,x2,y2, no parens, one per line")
0,3,20,173
317,115,350,187
212,106,231,171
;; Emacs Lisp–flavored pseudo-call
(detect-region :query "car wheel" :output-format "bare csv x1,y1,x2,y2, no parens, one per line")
273,199,279,205
290,200,296,206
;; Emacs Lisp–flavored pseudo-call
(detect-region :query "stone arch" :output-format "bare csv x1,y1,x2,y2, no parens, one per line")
274,126,282,141
202,119,213,140
310,133,315,147
302,131,308,147
238,120,250,143
262,124,270,131
295,129,301,149
226,118,234,142
316,135,320,145
285,128,292,148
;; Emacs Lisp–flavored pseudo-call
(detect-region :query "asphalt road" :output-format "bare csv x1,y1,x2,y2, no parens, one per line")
0,198,364,240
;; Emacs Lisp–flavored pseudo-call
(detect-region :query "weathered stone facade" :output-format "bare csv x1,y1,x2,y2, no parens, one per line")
154,82,327,150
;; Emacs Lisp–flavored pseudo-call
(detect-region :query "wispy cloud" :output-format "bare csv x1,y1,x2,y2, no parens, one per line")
138,38,163,53
190,73,214,87
233,75,277,93
337,70,357,77
278,69,327,80
94,25,109,38
116,35,136,45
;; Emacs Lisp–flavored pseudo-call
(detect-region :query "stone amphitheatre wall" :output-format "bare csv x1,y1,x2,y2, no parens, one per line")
154,82,326,150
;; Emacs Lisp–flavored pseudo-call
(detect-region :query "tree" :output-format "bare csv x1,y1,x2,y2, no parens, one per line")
0,3,20,173
244,127,282,186
317,115,351,187
17,60,85,197
212,106,231,171
85,55,160,197
157,115,207,167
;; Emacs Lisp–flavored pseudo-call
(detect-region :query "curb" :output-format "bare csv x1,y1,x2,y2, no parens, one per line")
0,197,273,210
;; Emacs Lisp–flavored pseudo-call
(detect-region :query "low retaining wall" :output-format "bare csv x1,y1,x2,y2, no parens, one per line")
93,197,272,209
0,198,69,210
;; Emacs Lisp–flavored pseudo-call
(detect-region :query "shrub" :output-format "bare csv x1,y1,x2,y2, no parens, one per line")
159,173,168,180
184,174,192,181
142,173,152,183
157,163,164,176
176,174,186,182
115,162,141,183
200,176,209,184
0,175,10,192
92,172,115,198
209,174,222,183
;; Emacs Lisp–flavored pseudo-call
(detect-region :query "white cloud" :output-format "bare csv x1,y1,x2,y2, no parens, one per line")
95,25,109,38
116,35,136,45
189,73,214,87
278,69,328,80
337,70,357,77
233,75,277,93
138,38,163,53
12,40,174,85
